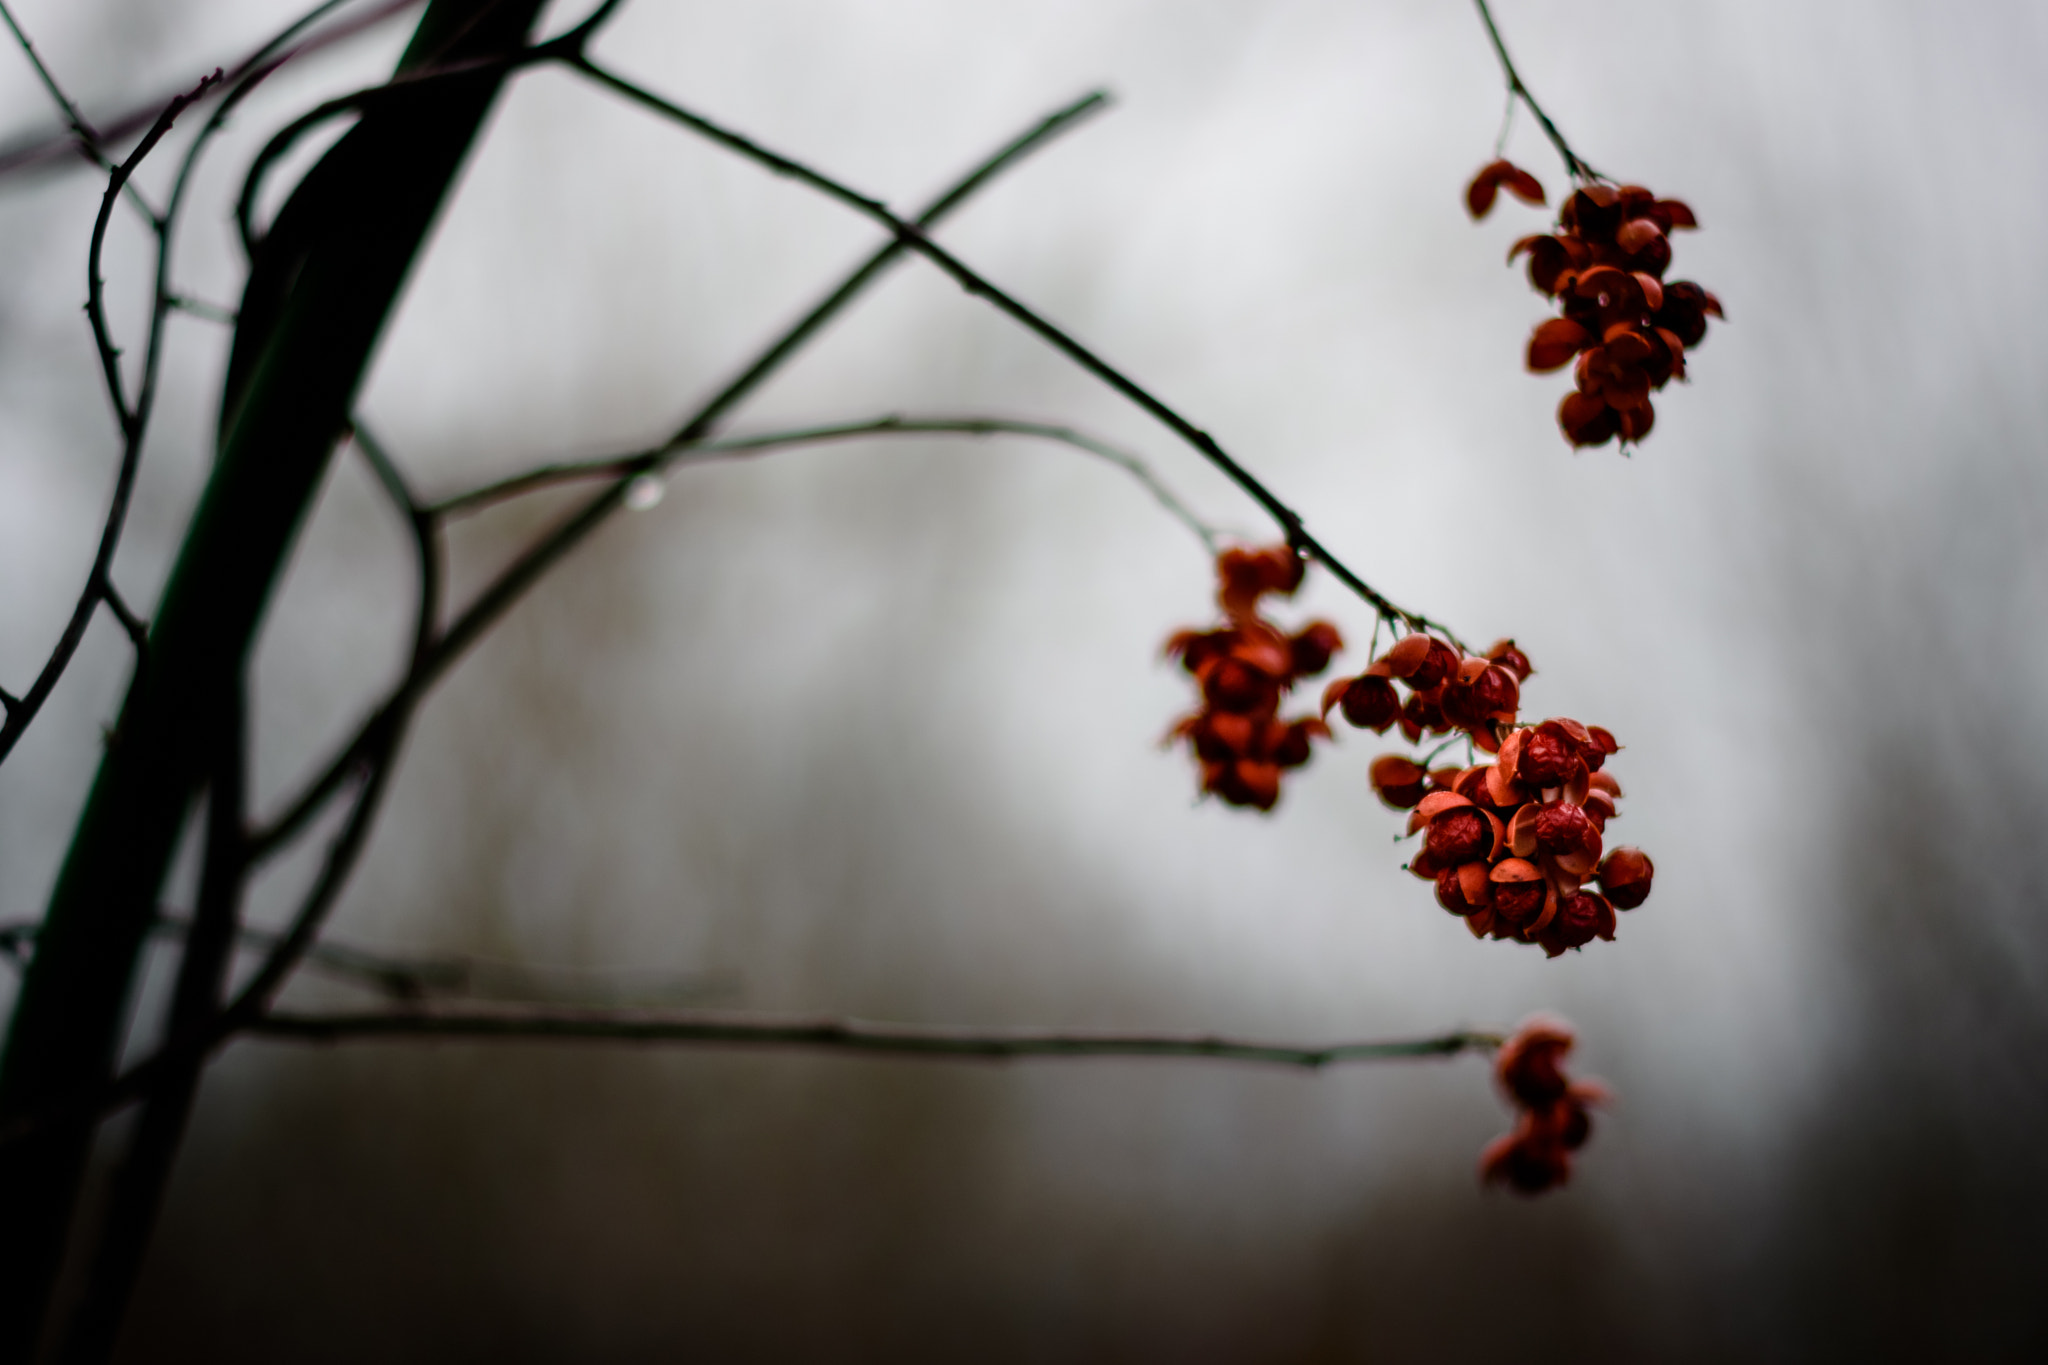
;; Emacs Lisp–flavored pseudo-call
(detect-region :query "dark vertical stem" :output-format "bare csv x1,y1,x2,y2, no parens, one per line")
0,2,548,1355
55,689,245,1365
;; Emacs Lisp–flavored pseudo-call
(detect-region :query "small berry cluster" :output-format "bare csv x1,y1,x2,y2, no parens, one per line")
1164,546,1341,811
1479,1016,1610,1195
1322,633,1655,955
1468,159,1723,449
1322,631,1531,751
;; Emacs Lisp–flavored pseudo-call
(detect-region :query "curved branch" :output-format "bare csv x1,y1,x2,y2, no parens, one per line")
252,1004,1503,1068
430,414,1221,552
1470,0,1603,183
567,58,1462,647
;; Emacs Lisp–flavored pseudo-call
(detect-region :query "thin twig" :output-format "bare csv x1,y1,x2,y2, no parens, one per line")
0,71,220,769
252,1004,1504,1068
0,0,110,168
99,583,148,654
245,89,1114,862
346,421,440,684
430,414,1221,552
1470,0,1603,183
0,994,1498,1150
165,294,238,324
0,0,422,178
232,0,622,253
86,76,224,431
569,57,1462,648
0,913,734,1005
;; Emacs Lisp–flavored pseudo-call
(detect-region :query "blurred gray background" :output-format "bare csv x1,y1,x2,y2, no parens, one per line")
3,0,2045,1358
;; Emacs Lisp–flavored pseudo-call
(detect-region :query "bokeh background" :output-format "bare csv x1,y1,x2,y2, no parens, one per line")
4,0,2047,1358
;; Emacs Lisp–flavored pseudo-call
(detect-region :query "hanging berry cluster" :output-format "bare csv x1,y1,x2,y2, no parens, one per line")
1467,159,1723,449
1321,632,1655,956
1164,545,1341,811
1479,1016,1610,1195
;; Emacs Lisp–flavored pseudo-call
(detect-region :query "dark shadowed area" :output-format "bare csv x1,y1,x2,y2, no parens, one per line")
2,0,2045,1359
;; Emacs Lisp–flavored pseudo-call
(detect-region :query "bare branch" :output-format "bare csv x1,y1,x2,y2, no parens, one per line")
431,414,1221,553
251,1004,1504,1069
568,58,1462,648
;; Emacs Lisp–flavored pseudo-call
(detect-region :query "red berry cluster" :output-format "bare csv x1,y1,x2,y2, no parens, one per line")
1321,631,1531,752
1164,546,1340,811
1468,159,1723,449
1479,1016,1610,1195
1322,633,1655,955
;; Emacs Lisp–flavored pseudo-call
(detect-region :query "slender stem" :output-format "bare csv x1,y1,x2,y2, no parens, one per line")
1470,0,1603,183
0,72,220,770
0,913,732,1006
99,584,148,653
431,414,1220,552
345,422,440,666
570,57,1462,648
0,0,110,167
0,998,1499,1152
252,1005,1503,1068
167,295,238,324
246,90,1115,862
1416,731,1467,771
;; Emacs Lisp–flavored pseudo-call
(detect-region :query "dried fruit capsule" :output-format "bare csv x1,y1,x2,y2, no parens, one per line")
1597,846,1654,909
